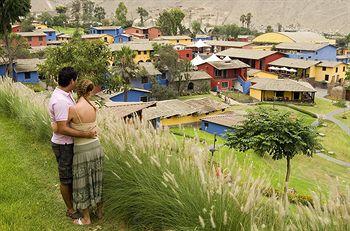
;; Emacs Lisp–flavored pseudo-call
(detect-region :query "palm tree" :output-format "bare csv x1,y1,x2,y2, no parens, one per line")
240,14,246,28
112,46,139,102
246,13,252,29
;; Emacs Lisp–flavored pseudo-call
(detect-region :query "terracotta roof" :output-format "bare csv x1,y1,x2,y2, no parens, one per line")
184,98,229,114
269,57,320,69
103,101,156,118
250,78,316,92
275,42,332,51
173,71,212,81
201,112,245,127
207,60,250,70
316,61,343,68
206,40,252,48
139,62,161,76
14,59,44,73
217,48,279,60
92,26,121,30
16,32,46,37
109,42,154,51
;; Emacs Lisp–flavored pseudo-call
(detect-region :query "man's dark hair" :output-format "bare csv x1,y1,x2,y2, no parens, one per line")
58,67,78,87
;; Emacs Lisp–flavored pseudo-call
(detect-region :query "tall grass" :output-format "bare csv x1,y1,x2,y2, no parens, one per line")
1,78,349,230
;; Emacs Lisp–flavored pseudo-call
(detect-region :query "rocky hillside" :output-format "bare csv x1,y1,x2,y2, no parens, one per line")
30,0,350,33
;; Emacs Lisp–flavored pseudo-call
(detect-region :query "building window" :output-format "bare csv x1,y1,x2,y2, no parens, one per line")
343,66,346,72
136,30,139,33
48,32,52,36
140,96,148,102
221,82,228,88
204,122,209,130
177,40,179,43
186,53,190,58
24,72,31,79
215,69,222,77
143,51,147,55
325,74,329,81
187,82,194,90
39,36,43,41
336,67,338,72
276,91,284,98
28,36,32,41
322,67,326,71
223,70,227,78
141,77,148,84
138,51,141,55
104,37,108,42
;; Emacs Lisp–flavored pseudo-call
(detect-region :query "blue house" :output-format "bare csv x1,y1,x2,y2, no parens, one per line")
110,88,151,102
275,43,337,61
193,34,213,42
13,59,43,83
37,28,57,41
130,62,163,90
201,112,244,137
0,63,7,76
90,26,124,43
120,34,132,43
336,54,350,64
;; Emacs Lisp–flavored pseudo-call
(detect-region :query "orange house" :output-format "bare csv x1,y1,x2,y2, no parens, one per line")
12,25,21,33
124,26,161,40
16,32,47,47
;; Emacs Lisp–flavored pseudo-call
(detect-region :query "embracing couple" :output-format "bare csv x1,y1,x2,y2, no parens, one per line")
49,67,104,226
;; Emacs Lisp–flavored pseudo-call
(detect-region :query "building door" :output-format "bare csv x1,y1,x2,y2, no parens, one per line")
293,92,300,101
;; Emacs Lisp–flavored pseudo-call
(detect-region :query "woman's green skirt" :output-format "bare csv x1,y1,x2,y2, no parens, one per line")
72,139,104,210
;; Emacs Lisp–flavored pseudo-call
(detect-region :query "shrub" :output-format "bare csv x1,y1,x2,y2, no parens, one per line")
333,100,347,108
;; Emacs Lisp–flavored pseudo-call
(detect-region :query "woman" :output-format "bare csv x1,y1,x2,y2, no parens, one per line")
67,79,104,225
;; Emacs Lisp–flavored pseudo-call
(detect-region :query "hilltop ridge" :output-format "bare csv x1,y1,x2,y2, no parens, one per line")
30,0,350,34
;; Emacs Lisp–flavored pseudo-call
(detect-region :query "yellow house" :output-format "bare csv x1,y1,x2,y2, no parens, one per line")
247,68,278,79
109,42,154,63
268,57,319,79
156,35,192,45
143,98,228,126
33,23,48,30
250,78,316,103
57,34,72,42
253,32,330,45
81,34,114,44
315,61,347,84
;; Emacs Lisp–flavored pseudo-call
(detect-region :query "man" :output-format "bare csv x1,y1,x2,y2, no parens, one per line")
49,67,96,219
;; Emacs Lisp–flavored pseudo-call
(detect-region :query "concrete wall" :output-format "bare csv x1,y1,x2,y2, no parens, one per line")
201,121,233,137
315,64,347,83
14,71,39,83
283,45,337,61
249,88,262,100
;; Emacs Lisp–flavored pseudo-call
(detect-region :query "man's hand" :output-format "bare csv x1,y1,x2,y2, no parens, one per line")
83,130,97,138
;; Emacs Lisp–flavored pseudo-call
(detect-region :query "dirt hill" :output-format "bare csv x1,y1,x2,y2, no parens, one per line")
30,0,350,34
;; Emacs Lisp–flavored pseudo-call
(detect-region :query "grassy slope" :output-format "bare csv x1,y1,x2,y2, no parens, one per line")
0,115,118,231
170,116,350,195
53,26,85,35
334,111,350,127
294,98,340,115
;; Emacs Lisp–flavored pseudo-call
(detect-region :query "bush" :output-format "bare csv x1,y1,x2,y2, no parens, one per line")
333,100,347,108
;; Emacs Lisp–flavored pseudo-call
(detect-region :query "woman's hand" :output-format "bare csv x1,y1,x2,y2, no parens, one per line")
51,122,58,132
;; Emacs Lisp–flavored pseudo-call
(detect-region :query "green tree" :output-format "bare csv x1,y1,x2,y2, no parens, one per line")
137,7,149,26
112,46,140,102
81,0,95,24
157,8,185,35
225,108,320,205
38,40,111,86
52,14,68,27
239,14,246,27
345,66,350,81
345,33,350,48
191,20,201,36
71,0,81,27
115,2,128,27
38,12,53,26
0,0,31,78
94,6,106,21
20,14,35,32
265,25,273,33
56,5,67,14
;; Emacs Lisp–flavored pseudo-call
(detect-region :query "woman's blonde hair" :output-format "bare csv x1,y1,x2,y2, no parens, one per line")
76,79,94,99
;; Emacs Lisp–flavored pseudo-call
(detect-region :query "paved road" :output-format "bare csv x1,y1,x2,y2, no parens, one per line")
315,151,350,167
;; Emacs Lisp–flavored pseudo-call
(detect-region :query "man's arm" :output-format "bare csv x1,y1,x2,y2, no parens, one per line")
56,121,96,138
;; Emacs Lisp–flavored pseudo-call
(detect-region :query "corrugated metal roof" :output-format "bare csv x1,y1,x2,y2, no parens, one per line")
16,32,46,37
269,57,320,69
250,78,316,92
316,61,343,68
217,48,278,60
92,26,121,30
275,42,331,51
206,40,251,48
184,98,229,114
158,35,192,40
14,58,44,73
109,42,154,51
173,71,212,81
139,62,161,76
208,60,250,70
201,112,245,127
103,101,156,118
279,32,328,43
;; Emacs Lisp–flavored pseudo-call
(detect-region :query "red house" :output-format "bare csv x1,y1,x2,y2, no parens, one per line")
16,32,47,47
11,25,21,33
217,48,285,71
176,49,193,61
124,26,161,40
197,60,250,91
